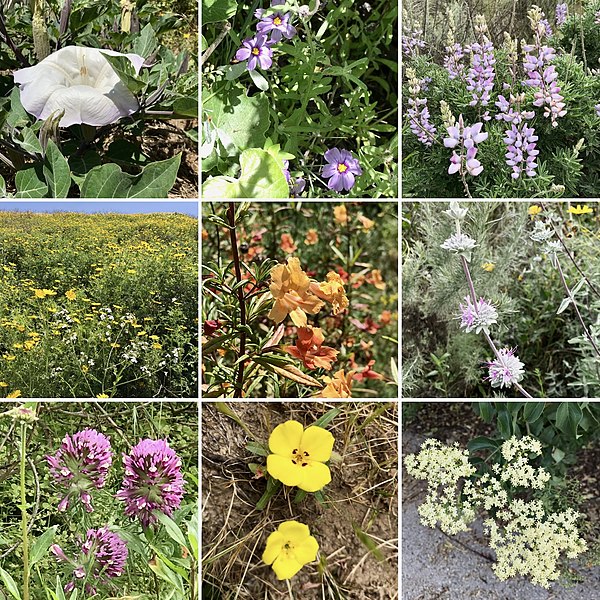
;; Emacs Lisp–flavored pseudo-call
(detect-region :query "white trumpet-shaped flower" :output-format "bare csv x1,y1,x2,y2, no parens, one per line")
13,46,145,128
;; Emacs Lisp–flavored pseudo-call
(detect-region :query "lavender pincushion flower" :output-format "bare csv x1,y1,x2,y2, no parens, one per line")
117,439,184,527
321,148,362,192
458,296,498,334
486,348,525,389
46,428,112,513
235,34,274,71
52,527,128,595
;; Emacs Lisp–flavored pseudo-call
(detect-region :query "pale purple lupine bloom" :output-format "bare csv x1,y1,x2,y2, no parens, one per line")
116,439,185,528
46,429,112,513
465,39,496,106
256,10,296,42
504,124,539,179
402,28,425,57
321,148,362,192
595,103,600,117
52,527,128,595
443,115,488,176
540,18,553,38
282,159,291,182
555,3,567,27
486,348,525,389
407,97,437,146
458,296,498,334
235,34,274,71
440,232,478,253
444,43,465,80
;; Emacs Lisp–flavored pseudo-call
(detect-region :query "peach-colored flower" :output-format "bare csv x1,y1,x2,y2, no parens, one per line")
284,326,339,371
304,229,319,245
310,272,349,315
314,369,354,398
202,229,209,241
379,310,393,325
349,317,380,334
280,233,297,254
366,269,386,290
268,258,325,327
333,205,348,224
357,214,374,230
349,356,384,381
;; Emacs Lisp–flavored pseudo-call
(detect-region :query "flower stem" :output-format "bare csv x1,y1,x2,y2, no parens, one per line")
20,423,30,600
228,202,247,397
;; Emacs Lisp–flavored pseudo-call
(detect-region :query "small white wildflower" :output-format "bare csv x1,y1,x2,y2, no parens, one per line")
441,232,478,252
530,221,554,242
443,201,469,221
486,348,525,388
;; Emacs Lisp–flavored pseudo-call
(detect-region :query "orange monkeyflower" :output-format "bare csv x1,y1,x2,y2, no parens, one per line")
310,272,349,315
366,269,386,290
350,358,384,382
314,369,354,398
202,229,209,241
379,310,393,325
304,229,319,245
280,233,297,254
284,326,339,371
268,258,325,327
333,205,348,224
357,214,375,230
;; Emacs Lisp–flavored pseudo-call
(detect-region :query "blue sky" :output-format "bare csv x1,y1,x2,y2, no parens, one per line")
0,201,198,217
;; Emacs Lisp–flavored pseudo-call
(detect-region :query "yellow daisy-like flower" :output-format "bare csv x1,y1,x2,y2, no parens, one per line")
96,393,109,398
7,390,22,398
528,205,542,218
266,420,334,493
33,288,56,298
481,262,495,272
262,521,319,580
65,289,76,301
567,204,593,215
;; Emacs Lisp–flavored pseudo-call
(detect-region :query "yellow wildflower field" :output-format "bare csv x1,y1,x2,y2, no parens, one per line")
0,211,198,398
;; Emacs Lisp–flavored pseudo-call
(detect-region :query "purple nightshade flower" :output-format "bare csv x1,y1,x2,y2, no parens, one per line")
116,439,185,528
256,10,297,42
465,38,496,106
52,527,128,595
46,429,112,513
555,3,567,27
444,43,465,80
321,148,362,192
443,115,488,177
235,34,274,71
486,348,525,389
458,296,498,334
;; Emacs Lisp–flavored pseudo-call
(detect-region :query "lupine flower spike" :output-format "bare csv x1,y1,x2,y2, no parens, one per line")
117,439,185,527
46,428,112,513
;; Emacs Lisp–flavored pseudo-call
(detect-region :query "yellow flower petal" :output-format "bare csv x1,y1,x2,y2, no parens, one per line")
300,426,334,462
262,530,285,565
278,521,311,540
289,306,308,327
292,535,319,564
266,455,304,488
268,420,303,455
297,461,331,492
272,555,304,580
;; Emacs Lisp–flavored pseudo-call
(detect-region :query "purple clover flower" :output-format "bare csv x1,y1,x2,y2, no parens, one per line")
46,429,112,513
256,10,296,42
465,38,496,106
443,115,488,177
51,527,127,595
116,439,185,528
444,43,465,80
486,348,525,389
235,34,275,71
407,97,437,147
555,3,567,27
458,296,498,334
321,148,362,192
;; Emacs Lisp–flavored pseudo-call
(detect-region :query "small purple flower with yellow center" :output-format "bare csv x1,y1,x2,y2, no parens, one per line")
46,428,112,513
51,527,128,595
256,10,297,42
321,148,362,192
486,348,525,389
235,34,274,71
116,439,185,528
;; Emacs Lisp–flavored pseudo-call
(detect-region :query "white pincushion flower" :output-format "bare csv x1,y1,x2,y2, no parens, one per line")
486,347,525,388
458,296,498,334
13,46,145,127
440,232,477,252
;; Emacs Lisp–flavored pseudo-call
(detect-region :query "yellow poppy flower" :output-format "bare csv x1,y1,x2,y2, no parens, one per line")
568,204,593,215
262,520,319,580
266,420,334,492
314,369,354,398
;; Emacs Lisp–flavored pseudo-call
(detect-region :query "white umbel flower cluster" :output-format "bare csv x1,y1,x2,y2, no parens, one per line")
404,435,588,588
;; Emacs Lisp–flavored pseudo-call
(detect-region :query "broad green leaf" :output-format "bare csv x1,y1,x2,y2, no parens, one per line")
7,87,30,128
100,52,146,94
133,23,157,58
80,154,181,198
467,436,501,453
523,402,545,423
497,410,511,439
154,511,188,549
248,68,269,91
173,97,198,118
552,447,566,463
477,402,495,423
225,62,247,81
0,174,5,198
0,567,21,600
555,402,583,439
43,140,71,198
30,524,58,566
246,441,269,456
15,127,43,155
69,151,103,186
15,167,48,198
202,0,237,24
148,556,184,593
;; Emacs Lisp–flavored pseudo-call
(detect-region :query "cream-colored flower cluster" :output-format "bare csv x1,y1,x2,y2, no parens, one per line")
404,436,588,588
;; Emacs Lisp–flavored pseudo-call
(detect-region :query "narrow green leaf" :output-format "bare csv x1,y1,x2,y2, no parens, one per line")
256,476,281,510
187,512,199,561
246,441,269,457
497,410,512,439
154,511,188,550
248,68,269,91
352,522,384,562
30,525,58,566
312,408,341,429
0,567,21,600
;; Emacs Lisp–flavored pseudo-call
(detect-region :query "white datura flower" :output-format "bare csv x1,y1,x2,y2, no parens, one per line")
13,46,145,128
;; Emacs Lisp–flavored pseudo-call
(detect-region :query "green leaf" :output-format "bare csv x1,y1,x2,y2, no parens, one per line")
132,23,157,58
187,512,199,561
256,476,281,510
225,62,247,81
352,522,384,562
7,87,30,128
154,511,188,550
313,408,341,429
246,441,269,456
0,566,21,600
30,525,58,566
15,127,43,155
80,154,181,198
173,96,198,118
497,410,512,439
0,174,5,197
202,0,237,24
477,402,496,423
100,52,146,94
555,402,583,439
69,151,102,186
523,402,545,423
467,436,501,453
15,167,48,198
552,447,566,463
248,68,269,91
43,140,71,198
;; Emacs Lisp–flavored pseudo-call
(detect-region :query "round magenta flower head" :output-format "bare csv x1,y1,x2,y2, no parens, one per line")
52,527,128,595
46,428,112,513
321,148,362,192
235,34,274,71
116,439,185,528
